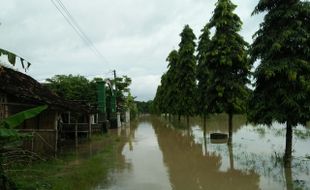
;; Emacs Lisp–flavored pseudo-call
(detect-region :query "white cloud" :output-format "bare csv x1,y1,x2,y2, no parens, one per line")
130,74,161,101
0,0,263,101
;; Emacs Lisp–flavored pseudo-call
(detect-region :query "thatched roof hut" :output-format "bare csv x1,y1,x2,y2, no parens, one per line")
0,66,89,113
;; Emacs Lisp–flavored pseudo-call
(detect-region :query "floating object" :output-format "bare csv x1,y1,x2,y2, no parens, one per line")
211,138,228,144
210,133,228,144
210,133,228,139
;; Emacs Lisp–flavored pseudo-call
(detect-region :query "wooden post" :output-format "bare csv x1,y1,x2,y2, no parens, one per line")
68,112,71,124
75,122,78,147
55,130,58,153
55,113,58,153
228,113,233,145
31,131,34,152
88,114,92,139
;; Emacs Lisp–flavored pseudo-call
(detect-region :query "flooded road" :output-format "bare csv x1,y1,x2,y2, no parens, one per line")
98,115,310,190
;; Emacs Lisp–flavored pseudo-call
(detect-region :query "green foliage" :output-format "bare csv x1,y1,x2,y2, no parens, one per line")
46,75,96,103
153,85,165,114
248,0,310,126
153,50,180,115
175,25,197,117
0,105,48,142
164,50,179,115
9,135,122,190
153,76,167,114
136,101,153,114
126,92,138,120
205,0,251,115
111,75,132,112
197,24,212,116
0,48,31,70
0,49,16,66
253,0,299,14
0,105,48,129
0,105,48,189
46,74,134,118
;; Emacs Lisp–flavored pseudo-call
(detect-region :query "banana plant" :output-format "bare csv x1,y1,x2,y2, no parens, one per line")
0,105,48,189
0,105,48,142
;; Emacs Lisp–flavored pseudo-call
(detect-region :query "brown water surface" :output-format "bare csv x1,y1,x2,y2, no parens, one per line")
96,115,310,190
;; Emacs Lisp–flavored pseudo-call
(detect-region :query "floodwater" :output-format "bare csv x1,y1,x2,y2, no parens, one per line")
97,115,310,190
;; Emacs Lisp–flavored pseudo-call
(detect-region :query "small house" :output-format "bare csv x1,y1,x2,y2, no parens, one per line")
0,66,92,154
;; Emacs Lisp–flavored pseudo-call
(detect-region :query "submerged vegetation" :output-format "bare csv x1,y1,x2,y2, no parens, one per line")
0,105,48,189
0,0,309,189
7,135,123,190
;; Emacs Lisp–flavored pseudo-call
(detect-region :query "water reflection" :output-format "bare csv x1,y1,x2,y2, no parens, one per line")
152,117,259,190
100,119,172,190
101,115,310,190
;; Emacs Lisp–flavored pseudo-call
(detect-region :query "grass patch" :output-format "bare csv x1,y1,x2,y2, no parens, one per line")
7,134,124,190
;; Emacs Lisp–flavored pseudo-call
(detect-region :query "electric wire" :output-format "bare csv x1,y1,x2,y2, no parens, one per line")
50,0,108,64
54,0,107,62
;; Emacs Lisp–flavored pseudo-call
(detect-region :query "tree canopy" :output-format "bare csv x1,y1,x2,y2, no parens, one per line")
46,75,96,104
205,0,250,115
197,24,212,116
112,75,133,113
175,25,197,119
248,0,310,165
46,74,135,114
248,0,310,126
164,50,179,115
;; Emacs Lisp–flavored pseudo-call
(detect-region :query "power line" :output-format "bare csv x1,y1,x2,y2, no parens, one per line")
54,0,106,61
50,0,109,64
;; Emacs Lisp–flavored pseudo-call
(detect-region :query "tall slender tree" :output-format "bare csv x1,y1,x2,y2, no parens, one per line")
175,25,197,123
154,73,169,115
248,0,310,167
165,50,179,117
153,84,164,115
197,24,212,125
206,0,250,143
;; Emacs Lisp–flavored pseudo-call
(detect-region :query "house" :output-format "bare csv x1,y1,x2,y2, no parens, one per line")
0,66,93,154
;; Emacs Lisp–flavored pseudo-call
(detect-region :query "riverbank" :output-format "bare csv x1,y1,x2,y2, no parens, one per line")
7,134,124,190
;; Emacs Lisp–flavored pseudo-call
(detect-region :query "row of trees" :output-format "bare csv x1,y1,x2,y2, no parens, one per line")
153,0,309,167
46,74,138,119
135,100,154,114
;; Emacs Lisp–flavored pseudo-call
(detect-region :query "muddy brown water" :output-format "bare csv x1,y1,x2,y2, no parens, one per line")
95,115,310,190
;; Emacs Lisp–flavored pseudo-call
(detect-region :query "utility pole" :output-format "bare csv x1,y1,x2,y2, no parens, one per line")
113,70,117,91
113,70,116,80
112,70,121,128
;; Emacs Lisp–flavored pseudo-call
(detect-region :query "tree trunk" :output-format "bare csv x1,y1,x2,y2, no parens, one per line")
203,115,207,136
284,121,293,167
228,144,234,170
284,162,293,190
203,116,207,154
228,113,233,145
178,114,181,121
186,116,189,127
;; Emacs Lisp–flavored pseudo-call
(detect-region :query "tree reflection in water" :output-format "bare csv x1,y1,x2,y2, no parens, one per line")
106,115,310,190
153,115,310,190
152,116,260,190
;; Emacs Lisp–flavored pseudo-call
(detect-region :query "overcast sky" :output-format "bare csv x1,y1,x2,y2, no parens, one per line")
0,0,263,101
